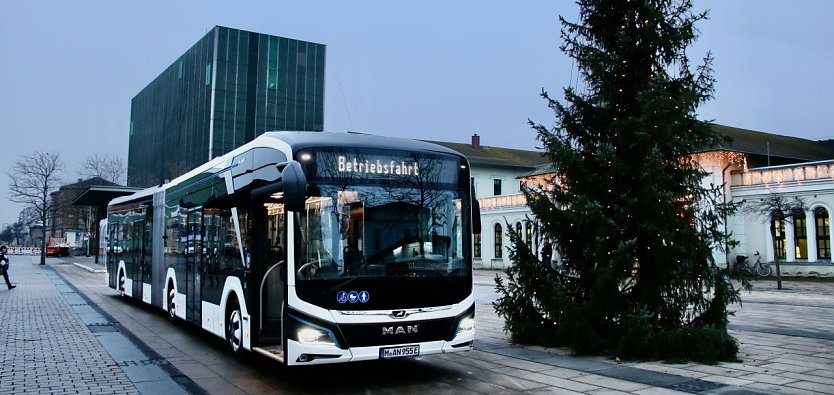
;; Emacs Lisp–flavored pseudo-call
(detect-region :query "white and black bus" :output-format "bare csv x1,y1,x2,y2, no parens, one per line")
104,131,479,365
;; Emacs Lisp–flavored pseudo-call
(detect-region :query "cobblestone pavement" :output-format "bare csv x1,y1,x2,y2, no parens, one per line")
0,256,139,394
0,256,193,395
3,254,833,394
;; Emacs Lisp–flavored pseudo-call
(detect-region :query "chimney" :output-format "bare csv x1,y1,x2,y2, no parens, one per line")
471,133,481,149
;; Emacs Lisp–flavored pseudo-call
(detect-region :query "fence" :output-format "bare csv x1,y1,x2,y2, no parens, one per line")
6,247,42,255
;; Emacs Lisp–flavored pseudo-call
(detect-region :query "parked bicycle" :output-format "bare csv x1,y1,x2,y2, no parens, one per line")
734,251,772,277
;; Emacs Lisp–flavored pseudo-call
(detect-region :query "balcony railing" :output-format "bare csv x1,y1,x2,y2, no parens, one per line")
478,194,527,209
731,160,834,187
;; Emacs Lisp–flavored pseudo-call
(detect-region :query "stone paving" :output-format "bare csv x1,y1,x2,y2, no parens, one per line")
0,256,138,394
0,256,193,395
475,270,834,395
2,254,833,394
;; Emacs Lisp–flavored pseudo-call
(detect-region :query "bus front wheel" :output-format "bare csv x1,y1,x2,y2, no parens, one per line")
227,299,247,362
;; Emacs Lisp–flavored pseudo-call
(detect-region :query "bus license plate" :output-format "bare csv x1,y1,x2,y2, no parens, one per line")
379,345,420,359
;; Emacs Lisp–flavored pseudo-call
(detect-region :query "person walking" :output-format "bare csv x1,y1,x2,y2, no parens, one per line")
1,246,16,290
541,240,553,269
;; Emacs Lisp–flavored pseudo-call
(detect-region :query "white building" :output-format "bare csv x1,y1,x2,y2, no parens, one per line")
433,125,834,276
429,134,550,269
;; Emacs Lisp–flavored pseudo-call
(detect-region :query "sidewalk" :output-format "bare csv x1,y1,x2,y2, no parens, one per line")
0,256,191,395
2,256,832,394
474,269,834,394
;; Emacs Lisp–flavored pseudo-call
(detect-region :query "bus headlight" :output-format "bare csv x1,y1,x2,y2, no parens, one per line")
297,327,336,346
287,310,342,348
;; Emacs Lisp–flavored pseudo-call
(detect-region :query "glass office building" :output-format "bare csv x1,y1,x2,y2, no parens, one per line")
128,26,325,186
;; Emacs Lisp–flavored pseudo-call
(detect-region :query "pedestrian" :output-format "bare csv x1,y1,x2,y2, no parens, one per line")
1,245,16,290
541,240,553,269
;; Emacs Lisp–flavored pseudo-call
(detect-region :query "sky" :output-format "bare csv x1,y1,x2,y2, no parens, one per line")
2,0,834,228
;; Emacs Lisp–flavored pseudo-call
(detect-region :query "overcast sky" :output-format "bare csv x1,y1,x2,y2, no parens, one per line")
2,0,833,228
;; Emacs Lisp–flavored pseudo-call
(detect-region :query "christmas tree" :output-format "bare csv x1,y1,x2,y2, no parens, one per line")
495,0,743,362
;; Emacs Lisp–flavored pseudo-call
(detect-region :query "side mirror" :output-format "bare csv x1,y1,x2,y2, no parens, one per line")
283,161,307,212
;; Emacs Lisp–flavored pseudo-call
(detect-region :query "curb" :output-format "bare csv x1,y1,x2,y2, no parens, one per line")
72,262,107,273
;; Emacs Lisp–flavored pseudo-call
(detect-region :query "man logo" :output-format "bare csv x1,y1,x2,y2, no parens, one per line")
382,325,418,335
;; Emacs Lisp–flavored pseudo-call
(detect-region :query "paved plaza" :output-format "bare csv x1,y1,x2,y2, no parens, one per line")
0,255,832,394
474,270,834,394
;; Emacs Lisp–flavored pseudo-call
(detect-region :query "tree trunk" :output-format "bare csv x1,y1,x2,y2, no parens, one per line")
39,217,47,265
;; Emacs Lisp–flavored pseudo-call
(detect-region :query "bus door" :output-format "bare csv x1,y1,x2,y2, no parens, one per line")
131,219,145,299
107,222,120,289
258,200,287,346
142,209,153,295
185,208,203,323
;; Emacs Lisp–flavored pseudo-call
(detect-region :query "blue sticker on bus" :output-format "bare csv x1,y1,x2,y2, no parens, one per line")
337,291,348,304
359,290,370,303
348,291,359,303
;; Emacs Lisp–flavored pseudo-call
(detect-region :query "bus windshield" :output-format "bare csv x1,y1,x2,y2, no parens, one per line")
296,183,467,280
291,148,473,309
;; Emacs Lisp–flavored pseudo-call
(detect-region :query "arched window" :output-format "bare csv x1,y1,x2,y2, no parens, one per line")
473,232,482,258
772,216,786,260
525,222,533,251
794,210,807,259
816,207,831,259
494,223,503,258
515,222,522,241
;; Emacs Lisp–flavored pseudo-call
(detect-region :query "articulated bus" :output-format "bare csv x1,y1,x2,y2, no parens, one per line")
104,131,480,365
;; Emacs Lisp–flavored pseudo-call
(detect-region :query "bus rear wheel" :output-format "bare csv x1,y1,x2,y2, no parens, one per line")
227,299,247,362
118,270,126,298
167,282,177,322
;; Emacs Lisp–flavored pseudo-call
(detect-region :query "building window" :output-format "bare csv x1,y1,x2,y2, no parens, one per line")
268,37,278,90
494,223,503,258
494,179,502,196
794,211,807,259
816,208,831,259
268,69,278,90
473,232,481,258
525,222,533,251
178,60,183,80
515,222,522,242
205,63,211,86
772,217,786,260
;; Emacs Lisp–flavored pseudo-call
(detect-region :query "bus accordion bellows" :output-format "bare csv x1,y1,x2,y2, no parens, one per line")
103,131,480,365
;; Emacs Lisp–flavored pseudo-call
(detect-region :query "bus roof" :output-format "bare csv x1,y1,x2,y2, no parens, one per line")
111,131,466,207
261,131,463,157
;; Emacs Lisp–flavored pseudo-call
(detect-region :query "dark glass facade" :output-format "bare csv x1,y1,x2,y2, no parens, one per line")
128,26,325,186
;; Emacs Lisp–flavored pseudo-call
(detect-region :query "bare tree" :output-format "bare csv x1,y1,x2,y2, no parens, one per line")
19,206,39,227
11,221,26,246
0,225,11,244
8,151,63,264
743,195,807,290
80,153,126,185
18,207,40,247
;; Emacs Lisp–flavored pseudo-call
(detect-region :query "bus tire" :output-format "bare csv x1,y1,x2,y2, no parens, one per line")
166,281,178,323
118,269,126,298
226,298,247,363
